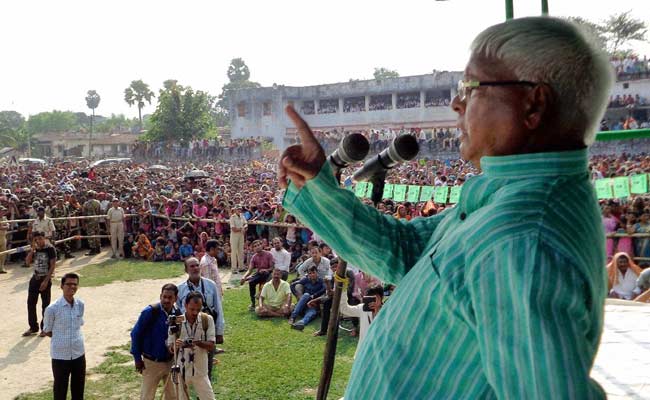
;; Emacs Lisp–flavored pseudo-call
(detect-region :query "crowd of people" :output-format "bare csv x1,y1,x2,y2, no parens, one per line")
611,55,650,79
396,93,420,109
608,94,647,108
131,137,272,161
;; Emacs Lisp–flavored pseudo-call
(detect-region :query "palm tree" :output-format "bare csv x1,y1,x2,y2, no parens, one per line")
124,80,155,130
85,90,101,157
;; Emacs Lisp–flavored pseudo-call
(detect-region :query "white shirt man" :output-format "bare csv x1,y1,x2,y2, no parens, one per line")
31,207,56,240
269,237,291,279
612,268,639,300
167,293,216,400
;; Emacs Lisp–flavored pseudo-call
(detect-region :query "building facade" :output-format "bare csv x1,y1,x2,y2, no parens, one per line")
229,72,463,149
32,132,140,158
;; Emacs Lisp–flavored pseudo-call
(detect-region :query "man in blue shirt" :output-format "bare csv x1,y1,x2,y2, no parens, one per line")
289,266,325,330
131,283,181,400
177,257,225,381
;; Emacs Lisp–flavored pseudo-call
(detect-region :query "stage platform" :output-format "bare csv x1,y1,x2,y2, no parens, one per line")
593,300,650,399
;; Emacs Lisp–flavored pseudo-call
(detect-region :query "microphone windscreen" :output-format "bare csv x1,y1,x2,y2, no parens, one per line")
340,133,370,163
391,134,419,162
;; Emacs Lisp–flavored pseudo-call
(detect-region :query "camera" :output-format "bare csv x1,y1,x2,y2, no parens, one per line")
183,338,194,348
167,314,185,335
362,296,375,312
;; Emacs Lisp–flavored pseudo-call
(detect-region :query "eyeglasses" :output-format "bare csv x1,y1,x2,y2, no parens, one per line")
457,80,537,102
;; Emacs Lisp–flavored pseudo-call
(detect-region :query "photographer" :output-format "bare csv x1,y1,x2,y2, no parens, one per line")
130,283,181,400
176,257,224,381
167,292,216,400
338,284,384,358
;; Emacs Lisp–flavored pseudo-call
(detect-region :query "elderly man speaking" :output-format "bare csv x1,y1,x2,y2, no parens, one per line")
279,17,611,399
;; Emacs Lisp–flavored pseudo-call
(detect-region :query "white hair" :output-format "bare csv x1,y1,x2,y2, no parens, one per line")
470,16,613,145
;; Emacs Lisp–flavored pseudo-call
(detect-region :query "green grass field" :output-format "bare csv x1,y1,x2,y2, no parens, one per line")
75,259,185,287
16,260,356,399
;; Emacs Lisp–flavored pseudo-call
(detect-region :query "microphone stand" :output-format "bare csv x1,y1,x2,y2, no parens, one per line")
316,170,386,400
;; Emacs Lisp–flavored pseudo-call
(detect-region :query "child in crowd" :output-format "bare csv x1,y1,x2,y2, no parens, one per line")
153,237,166,262
165,239,178,261
123,234,134,259
179,236,194,261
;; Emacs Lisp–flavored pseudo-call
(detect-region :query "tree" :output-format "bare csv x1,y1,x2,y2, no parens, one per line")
602,11,648,55
227,58,251,82
27,111,78,134
216,58,260,127
85,90,101,156
124,80,155,129
148,82,215,142
373,67,400,80
0,111,27,149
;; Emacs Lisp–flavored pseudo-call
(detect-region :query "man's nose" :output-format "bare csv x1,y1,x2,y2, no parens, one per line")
451,95,465,115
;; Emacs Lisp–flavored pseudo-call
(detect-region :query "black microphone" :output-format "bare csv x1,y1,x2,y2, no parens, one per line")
327,133,370,174
352,134,419,182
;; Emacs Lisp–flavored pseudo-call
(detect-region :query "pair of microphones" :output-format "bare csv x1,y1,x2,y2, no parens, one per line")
328,133,419,181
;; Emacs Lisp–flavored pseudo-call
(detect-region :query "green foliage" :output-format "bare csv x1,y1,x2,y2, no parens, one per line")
567,11,647,56
602,10,648,55
0,110,27,148
96,114,140,133
85,90,101,111
124,80,155,126
148,82,216,142
373,67,400,80
217,58,261,125
227,57,251,82
27,110,78,134
16,287,354,400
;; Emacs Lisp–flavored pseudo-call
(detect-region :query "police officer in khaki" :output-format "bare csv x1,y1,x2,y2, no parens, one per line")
106,198,125,258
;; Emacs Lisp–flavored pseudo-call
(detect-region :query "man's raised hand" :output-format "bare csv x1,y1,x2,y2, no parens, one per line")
278,106,326,189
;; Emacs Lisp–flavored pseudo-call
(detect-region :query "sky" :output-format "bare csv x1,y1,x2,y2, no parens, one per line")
1,0,649,119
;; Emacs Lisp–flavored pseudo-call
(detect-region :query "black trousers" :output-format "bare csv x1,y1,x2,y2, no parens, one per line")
52,355,86,400
248,272,270,306
28,275,51,331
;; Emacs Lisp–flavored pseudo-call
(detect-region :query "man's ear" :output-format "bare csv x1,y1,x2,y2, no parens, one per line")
523,83,553,131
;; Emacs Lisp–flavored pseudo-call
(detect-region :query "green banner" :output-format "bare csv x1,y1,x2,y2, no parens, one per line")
449,186,462,204
419,186,435,202
631,174,648,194
407,185,421,202
434,186,449,204
365,182,374,198
393,184,407,201
613,176,630,198
595,179,613,199
382,183,394,199
355,182,367,198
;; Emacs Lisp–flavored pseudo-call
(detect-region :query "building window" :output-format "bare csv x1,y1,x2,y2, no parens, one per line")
318,99,338,114
263,102,272,116
344,97,365,113
369,94,392,111
397,92,420,109
301,100,315,115
425,89,451,107
237,102,247,117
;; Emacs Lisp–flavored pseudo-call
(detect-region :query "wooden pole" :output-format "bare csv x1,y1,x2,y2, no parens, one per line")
316,259,348,400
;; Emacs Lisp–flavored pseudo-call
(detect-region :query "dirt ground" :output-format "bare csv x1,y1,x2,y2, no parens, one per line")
0,251,233,400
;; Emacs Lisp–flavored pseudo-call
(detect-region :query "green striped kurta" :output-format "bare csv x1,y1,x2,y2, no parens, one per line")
283,149,607,399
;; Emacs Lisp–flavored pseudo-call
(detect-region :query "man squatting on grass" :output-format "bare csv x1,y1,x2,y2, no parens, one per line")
279,16,613,399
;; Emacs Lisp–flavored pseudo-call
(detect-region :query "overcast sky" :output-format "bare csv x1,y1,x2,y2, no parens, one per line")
1,0,649,118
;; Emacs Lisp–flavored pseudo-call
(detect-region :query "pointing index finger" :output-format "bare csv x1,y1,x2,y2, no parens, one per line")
285,105,319,146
